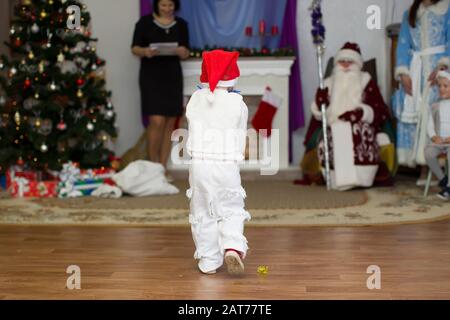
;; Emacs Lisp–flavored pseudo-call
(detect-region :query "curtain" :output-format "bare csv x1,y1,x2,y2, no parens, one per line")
141,0,286,50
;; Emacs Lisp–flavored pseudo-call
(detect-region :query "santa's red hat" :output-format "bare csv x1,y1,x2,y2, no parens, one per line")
335,42,363,68
200,50,240,93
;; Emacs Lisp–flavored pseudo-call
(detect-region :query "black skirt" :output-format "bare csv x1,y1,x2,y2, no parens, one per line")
139,56,183,117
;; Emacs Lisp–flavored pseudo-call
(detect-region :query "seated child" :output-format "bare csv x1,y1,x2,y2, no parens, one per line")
424,70,450,200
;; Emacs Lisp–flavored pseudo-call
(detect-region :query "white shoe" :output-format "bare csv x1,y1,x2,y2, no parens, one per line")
198,259,218,275
224,250,245,275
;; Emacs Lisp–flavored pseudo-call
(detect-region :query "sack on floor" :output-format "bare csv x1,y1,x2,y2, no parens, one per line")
113,160,179,197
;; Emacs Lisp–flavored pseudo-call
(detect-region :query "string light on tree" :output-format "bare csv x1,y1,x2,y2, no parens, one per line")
86,122,94,131
57,52,65,63
40,143,48,153
14,111,21,126
31,23,39,33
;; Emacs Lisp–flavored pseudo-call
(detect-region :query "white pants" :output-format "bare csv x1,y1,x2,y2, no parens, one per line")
187,160,251,272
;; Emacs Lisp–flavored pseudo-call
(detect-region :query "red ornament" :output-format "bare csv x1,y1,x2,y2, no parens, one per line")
96,59,102,65
76,78,85,86
17,158,24,166
57,121,67,131
14,38,22,47
24,78,31,89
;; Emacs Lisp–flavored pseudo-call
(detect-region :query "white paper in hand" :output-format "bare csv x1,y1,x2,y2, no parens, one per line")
150,42,178,56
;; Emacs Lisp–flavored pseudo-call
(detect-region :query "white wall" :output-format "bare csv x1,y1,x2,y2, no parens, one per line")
84,0,413,167
83,0,142,157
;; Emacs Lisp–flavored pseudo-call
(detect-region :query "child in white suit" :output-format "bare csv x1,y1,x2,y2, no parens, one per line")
425,70,450,200
185,50,250,275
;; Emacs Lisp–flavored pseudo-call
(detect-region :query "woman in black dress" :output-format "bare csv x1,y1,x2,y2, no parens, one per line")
131,0,189,177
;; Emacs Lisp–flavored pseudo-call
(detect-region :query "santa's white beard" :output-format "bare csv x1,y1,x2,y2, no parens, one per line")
328,64,363,123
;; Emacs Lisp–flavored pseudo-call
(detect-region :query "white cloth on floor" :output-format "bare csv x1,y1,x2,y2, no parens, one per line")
91,184,122,199
113,160,179,197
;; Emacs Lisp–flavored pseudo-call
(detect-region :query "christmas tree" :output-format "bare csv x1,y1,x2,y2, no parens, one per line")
0,0,117,174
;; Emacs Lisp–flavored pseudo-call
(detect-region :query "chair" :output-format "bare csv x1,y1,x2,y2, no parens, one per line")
424,154,449,197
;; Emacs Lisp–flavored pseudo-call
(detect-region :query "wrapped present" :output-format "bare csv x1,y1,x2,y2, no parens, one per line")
10,178,58,198
58,162,116,198
80,167,115,180
6,166,39,188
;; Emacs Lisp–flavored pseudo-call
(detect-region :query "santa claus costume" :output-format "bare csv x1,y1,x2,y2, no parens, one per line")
306,42,392,191
185,50,250,275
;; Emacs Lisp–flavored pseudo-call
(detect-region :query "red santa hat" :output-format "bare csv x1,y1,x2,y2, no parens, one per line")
335,42,363,69
200,50,240,93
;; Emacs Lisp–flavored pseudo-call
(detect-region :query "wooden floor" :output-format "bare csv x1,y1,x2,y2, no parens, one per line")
1,221,450,299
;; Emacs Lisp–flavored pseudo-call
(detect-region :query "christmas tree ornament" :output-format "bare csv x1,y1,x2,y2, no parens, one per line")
35,118,41,127
57,120,67,131
106,101,113,109
105,110,114,120
57,52,65,63
28,51,35,59
91,63,97,71
24,78,31,89
38,119,53,136
76,78,85,86
76,89,83,98
40,10,47,19
10,27,16,35
49,81,57,91
10,67,17,75
34,92,40,99
38,61,45,73
14,38,22,47
0,96,5,106
17,157,25,166
31,23,39,33
40,143,48,153
0,60,4,69
86,122,94,131
14,111,21,126
49,0,54,4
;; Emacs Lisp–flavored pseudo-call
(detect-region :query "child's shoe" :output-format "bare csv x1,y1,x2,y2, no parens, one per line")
198,258,218,275
437,187,450,201
224,249,244,275
438,176,449,189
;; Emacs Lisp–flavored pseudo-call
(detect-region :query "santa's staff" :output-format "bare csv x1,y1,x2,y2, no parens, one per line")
310,0,331,190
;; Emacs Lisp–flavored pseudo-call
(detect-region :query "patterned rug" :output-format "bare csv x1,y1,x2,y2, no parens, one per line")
0,178,448,226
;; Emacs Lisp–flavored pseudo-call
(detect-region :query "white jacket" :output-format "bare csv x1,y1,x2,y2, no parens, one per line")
186,88,248,161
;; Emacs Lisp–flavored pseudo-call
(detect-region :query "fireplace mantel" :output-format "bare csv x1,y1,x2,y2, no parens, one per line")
172,57,295,173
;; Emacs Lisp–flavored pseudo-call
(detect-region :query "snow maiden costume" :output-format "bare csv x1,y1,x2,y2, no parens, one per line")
392,0,450,167
185,50,250,274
